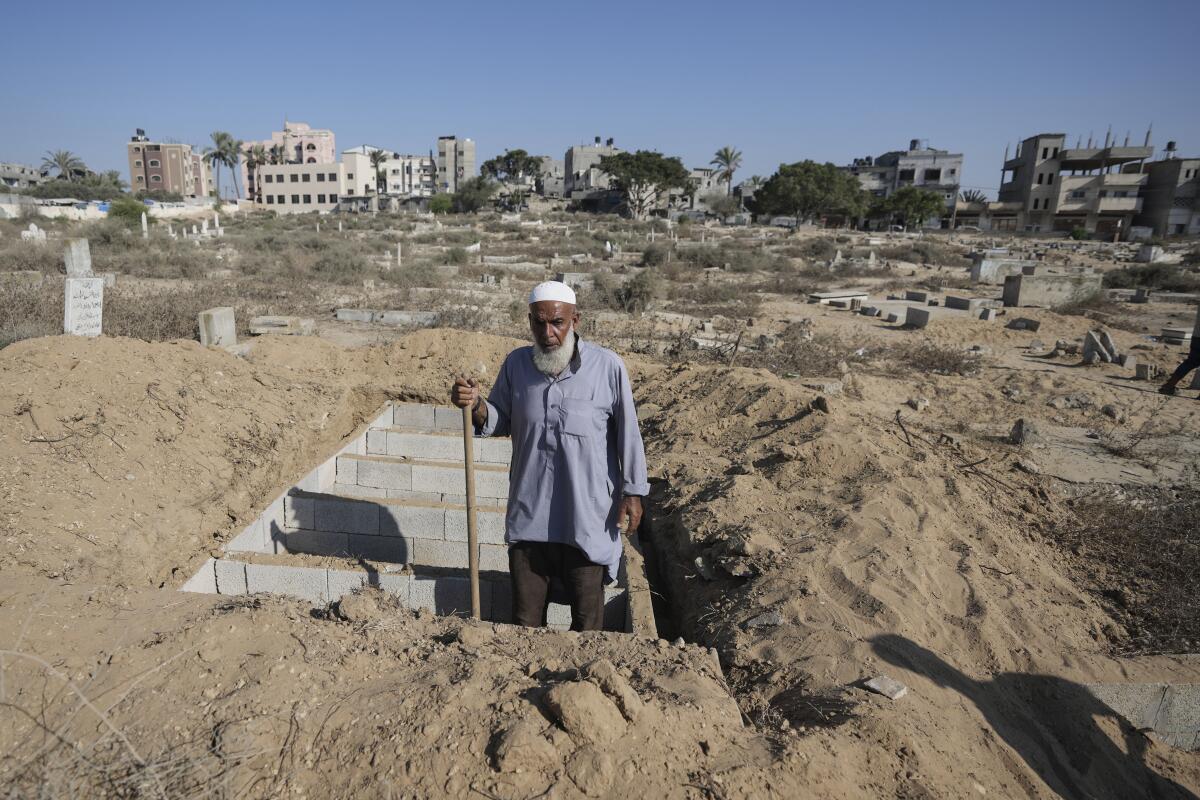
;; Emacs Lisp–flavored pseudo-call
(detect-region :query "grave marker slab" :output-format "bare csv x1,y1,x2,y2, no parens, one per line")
64,277,104,337
63,239,93,277
198,307,237,347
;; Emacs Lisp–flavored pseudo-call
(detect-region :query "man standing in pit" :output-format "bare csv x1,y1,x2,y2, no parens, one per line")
450,281,648,631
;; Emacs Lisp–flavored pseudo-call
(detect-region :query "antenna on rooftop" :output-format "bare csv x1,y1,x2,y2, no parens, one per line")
1123,131,1130,146
1144,123,1153,147
1087,132,1094,148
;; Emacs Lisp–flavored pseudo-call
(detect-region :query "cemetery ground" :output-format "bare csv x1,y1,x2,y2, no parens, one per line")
1,209,1199,798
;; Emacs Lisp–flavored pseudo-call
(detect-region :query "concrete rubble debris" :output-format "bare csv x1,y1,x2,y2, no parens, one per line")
1007,318,1041,332
1134,363,1160,381
248,316,315,336
742,610,784,629
1009,418,1040,446
907,397,930,412
863,675,908,700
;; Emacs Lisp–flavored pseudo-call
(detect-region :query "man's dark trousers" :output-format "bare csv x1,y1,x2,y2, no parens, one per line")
509,542,605,631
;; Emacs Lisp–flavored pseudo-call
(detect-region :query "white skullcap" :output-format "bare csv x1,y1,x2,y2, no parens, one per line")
528,280,577,306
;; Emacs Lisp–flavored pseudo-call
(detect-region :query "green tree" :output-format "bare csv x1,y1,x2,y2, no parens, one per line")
243,144,268,202
959,189,988,204
750,160,867,222
451,177,498,213
704,192,742,217
40,150,87,181
886,186,947,230
710,146,742,195
204,131,244,199
429,193,453,214
369,149,389,194
480,148,541,208
107,197,150,227
268,143,288,165
598,151,692,220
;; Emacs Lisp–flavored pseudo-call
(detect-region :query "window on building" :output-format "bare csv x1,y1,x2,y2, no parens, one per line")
151,175,161,183
1099,190,1108,198
1115,190,1129,198
1041,147,1049,159
292,194,300,204
949,168,957,175
329,194,338,203
266,196,274,204
290,174,299,183
317,173,325,182
303,194,311,203
133,146,141,152
898,169,915,182
306,143,316,150
134,160,142,167
1036,174,1043,185
149,160,160,167
317,194,326,203
136,176,144,183
1047,174,1053,185
924,168,941,182
302,173,311,182
347,173,354,180
1052,148,1059,157
1071,190,1086,199
307,158,316,163
265,174,273,183
277,195,285,203
1032,198,1039,210
329,173,337,181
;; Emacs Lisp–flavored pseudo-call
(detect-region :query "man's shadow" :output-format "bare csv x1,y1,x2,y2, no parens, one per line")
869,634,1197,800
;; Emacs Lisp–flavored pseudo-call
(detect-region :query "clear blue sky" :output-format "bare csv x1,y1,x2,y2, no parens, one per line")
3,0,1196,198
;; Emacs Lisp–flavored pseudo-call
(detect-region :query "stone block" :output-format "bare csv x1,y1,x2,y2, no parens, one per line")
410,577,479,616
1135,363,1155,381
411,462,509,499
1098,330,1120,360
445,507,507,544
336,308,377,323
278,528,348,557
335,484,388,500
180,558,217,593
327,569,367,601
248,316,315,336
478,543,509,572
1002,273,1103,308
885,313,900,323
413,538,468,569
198,307,236,347
1083,331,1111,363
374,572,412,601
905,307,932,328
393,403,437,429
387,431,463,461
479,438,513,465
284,496,315,530
433,406,462,431
944,296,975,311
905,290,929,302
245,562,328,604
314,496,379,535
214,559,248,595
365,430,387,455
356,458,412,491
346,533,412,564
335,455,358,485
64,238,93,276
546,602,572,627
379,503,446,539
1117,354,1136,370
979,308,997,321
1007,318,1041,332
227,518,270,553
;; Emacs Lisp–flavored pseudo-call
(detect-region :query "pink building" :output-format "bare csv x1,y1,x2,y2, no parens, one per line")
242,121,336,201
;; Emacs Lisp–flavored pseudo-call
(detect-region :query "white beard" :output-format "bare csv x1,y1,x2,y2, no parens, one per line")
532,327,576,377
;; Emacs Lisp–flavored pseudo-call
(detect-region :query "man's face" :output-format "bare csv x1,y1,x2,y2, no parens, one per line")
528,301,579,350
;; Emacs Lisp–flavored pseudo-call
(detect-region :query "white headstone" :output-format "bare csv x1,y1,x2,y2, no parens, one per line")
63,239,93,277
198,307,236,347
397,243,402,266
168,224,174,236
465,242,481,253
338,221,343,232
833,249,844,263
213,213,220,229
64,277,104,337
21,223,46,244
202,219,209,234
316,223,320,233
140,212,148,239
192,225,198,236
605,240,613,254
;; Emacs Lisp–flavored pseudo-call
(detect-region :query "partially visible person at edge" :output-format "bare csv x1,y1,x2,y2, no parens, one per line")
450,281,648,631
1160,330,1200,398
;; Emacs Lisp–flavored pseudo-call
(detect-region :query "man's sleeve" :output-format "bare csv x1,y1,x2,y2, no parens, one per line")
614,359,650,496
476,356,511,438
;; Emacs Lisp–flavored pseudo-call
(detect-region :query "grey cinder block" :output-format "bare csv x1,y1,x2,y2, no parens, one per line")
414,538,468,569
180,558,217,593
278,529,349,557
393,403,437,429
245,562,328,604
356,458,413,491
328,569,367,601
445,507,507,544
336,455,359,485
379,503,446,539
214,559,248,594
346,533,412,564
314,496,380,535
284,496,316,530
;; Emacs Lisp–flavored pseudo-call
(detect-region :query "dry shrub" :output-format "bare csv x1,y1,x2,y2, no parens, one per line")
1051,487,1200,654
873,341,982,376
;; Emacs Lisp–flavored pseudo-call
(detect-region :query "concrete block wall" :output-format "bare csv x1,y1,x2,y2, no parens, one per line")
180,401,639,633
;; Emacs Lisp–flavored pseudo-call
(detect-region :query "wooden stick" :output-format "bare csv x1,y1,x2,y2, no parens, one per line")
462,404,481,619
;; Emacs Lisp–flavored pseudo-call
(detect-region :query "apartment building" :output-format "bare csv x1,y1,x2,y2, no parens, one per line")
996,131,1153,235
536,156,565,198
564,137,620,199
436,136,475,193
255,162,344,214
1133,143,1200,237
343,145,437,198
126,129,213,198
241,121,336,198
841,139,962,222
0,162,45,190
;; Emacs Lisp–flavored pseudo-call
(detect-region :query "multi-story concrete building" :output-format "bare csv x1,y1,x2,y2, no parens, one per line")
564,137,620,199
996,131,1153,236
344,145,437,198
436,136,475,193
241,121,336,199
0,162,46,190
126,130,213,198
841,139,962,223
255,162,344,214
1133,143,1200,238
535,156,565,198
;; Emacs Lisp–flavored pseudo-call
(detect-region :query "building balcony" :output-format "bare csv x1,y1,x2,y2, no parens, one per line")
1097,196,1141,213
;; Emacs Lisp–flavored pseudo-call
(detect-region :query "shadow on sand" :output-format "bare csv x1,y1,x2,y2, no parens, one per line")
869,634,1197,800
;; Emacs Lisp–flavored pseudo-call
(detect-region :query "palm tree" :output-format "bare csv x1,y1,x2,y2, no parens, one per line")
41,149,87,181
710,146,743,195
959,189,988,204
243,144,267,202
204,131,232,198
221,136,245,199
269,144,287,165
369,149,389,194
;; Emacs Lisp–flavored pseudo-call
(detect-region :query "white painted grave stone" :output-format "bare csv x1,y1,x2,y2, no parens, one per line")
64,277,104,337
63,239,93,277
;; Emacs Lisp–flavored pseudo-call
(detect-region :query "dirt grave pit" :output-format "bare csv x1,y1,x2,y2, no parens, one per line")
182,402,655,633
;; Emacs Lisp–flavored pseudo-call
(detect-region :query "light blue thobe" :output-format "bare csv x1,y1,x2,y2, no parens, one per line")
476,337,649,582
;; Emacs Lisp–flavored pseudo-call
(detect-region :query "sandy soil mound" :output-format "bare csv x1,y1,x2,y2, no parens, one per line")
1,331,1197,798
